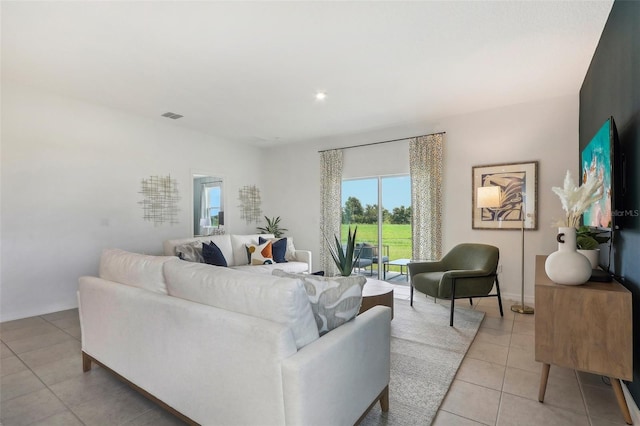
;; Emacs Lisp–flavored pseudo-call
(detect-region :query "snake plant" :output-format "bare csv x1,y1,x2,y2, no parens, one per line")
324,226,361,276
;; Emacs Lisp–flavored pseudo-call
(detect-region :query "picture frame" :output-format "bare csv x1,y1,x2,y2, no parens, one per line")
472,161,538,230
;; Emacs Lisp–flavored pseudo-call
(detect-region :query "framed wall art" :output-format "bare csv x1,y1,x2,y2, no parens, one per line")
472,161,538,230
138,174,180,226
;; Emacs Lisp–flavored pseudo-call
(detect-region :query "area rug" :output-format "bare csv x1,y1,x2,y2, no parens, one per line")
360,293,485,425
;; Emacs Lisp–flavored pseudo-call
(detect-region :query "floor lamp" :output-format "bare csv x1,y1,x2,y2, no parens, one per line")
477,186,533,315
511,193,534,315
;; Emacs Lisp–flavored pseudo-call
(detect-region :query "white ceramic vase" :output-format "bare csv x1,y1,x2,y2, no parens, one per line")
545,227,592,285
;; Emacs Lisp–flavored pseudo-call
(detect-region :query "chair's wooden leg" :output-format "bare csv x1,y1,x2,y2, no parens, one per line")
495,276,504,317
469,298,473,306
379,385,389,412
82,351,92,372
450,279,456,326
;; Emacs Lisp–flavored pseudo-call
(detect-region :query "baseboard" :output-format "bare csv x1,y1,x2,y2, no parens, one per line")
500,291,535,307
622,381,640,424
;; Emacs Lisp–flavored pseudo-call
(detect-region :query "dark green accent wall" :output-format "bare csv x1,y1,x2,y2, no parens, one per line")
580,0,640,404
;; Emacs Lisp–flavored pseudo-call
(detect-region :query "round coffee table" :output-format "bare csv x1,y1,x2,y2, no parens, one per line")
359,278,394,319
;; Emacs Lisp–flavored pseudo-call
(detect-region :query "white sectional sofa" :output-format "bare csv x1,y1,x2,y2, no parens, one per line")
163,233,312,274
78,249,391,425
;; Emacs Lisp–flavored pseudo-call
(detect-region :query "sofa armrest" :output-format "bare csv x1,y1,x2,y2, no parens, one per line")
281,306,391,426
292,250,312,272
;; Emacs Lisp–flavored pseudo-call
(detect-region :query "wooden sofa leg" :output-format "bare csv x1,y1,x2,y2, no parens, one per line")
379,385,389,412
82,351,92,372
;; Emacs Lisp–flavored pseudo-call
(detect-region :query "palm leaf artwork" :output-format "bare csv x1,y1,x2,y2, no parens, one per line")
324,226,362,276
481,172,525,222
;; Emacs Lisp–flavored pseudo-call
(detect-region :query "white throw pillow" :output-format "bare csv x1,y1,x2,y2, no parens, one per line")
285,237,297,261
273,271,366,336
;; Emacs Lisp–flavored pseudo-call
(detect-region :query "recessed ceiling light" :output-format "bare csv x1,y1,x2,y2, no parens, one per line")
315,92,327,101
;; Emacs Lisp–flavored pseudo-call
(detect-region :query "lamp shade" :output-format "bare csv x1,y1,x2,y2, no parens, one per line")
477,186,502,208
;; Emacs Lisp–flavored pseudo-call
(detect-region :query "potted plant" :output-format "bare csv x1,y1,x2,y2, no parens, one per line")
576,225,610,268
257,216,288,238
324,226,361,277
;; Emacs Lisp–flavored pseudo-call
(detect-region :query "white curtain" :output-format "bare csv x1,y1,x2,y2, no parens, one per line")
410,134,444,261
319,150,343,276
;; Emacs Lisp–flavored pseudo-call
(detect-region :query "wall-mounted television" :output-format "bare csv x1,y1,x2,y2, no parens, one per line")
581,116,623,230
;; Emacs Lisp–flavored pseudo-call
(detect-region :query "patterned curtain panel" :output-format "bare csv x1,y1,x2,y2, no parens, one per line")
410,134,444,261
319,150,343,276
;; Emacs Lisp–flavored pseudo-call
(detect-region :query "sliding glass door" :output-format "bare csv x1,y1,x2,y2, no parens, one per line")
342,175,411,281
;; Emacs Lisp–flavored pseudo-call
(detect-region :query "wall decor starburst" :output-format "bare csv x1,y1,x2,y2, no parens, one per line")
138,174,180,225
238,185,262,224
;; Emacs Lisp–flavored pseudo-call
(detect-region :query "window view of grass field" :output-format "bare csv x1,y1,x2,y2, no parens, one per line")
340,224,412,271
342,176,412,279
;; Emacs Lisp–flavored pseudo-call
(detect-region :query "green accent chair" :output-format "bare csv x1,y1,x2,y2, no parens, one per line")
408,243,503,326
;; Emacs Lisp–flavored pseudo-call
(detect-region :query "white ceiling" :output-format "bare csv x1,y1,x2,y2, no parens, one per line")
2,1,613,147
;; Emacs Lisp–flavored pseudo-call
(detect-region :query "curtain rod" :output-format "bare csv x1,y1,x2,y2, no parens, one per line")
317,131,446,153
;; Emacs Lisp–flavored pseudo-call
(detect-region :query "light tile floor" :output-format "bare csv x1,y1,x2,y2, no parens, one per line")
0,285,632,425
426,294,632,426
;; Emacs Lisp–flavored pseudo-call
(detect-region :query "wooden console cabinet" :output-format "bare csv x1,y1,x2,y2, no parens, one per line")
535,255,633,424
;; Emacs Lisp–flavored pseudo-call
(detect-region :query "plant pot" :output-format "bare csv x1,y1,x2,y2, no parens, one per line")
545,227,592,285
577,249,600,269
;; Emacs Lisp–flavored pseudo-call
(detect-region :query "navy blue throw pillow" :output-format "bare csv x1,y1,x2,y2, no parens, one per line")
259,237,288,263
202,241,227,267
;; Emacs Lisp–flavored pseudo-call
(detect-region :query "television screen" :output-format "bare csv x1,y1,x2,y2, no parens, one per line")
581,118,613,229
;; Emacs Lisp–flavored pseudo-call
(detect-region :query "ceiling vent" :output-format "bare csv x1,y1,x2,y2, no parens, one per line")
161,112,184,119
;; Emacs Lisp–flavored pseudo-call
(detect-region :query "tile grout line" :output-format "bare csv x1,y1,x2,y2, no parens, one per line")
492,313,516,426
577,369,597,426
33,313,88,426
1,314,87,426
439,408,491,425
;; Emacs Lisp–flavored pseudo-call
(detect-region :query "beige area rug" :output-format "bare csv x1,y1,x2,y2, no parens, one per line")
360,289,485,425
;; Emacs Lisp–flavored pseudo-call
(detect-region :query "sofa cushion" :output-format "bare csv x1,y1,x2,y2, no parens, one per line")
202,241,228,267
259,237,288,263
273,271,366,336
246,241,274,265
175,241,204,263
164,261,319,349
99,248,177,295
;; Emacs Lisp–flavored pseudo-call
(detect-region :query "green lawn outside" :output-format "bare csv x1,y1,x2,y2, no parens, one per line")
341,223,412,273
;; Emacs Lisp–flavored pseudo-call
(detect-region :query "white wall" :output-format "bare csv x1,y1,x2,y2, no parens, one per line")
1,84,578,322
262,94,579,304
439,95,579,303
0,81,263,321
